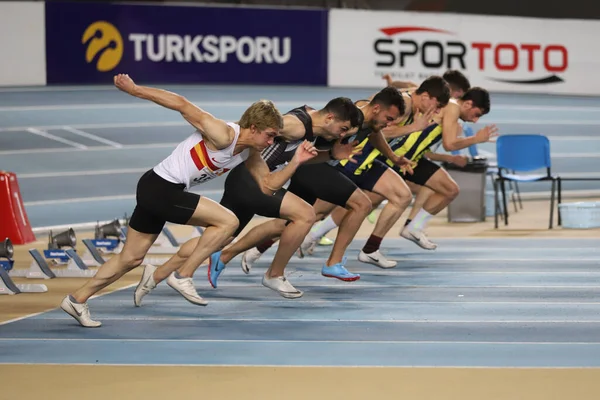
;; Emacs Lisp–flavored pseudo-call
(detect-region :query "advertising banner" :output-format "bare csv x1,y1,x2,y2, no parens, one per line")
328,9,600,95
45,1,327,85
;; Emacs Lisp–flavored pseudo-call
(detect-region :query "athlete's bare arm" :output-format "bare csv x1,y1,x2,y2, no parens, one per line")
441,103,497,151
114,74,233,150
245,140,318,194
382,74,418,89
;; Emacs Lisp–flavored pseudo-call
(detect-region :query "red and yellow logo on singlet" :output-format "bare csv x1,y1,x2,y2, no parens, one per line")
190,141,229,175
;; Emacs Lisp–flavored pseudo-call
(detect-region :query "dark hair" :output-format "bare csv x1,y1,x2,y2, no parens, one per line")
443,70,471,93
369,86,406,115
460,87,491,114
322,97,363,128
415,76,450,107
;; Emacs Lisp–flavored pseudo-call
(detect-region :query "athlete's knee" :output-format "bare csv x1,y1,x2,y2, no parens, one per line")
446,181,460,200
293,202,317,226
347,190,373,215
117,250,145,271
388,185,413,209
214,213,239,237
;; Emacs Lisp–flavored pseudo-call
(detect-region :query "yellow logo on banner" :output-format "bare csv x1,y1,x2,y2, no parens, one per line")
82,21,123,72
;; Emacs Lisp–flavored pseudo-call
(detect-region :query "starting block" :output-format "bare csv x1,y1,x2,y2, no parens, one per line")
9,228,97,279
10,248,96,279
0,237,48,295
81,238,170,267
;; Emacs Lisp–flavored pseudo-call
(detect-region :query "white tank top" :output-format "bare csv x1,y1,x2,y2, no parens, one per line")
153,122,250,189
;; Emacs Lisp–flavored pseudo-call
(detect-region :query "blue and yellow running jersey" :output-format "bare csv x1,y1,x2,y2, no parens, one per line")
341,122,443,175
380,123,443,168
338,92,417,175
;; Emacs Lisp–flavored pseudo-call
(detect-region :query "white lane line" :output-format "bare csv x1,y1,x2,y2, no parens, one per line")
0,121,187,132
0,338,599,345
25,128,87,149
0,142,178,155
23,190,224,206
62,126,123,148
18,168,150,179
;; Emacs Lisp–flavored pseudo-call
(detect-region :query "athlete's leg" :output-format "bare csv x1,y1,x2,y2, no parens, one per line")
288,163,371,281
134,196,239,306
64,170,238,325
307,191,385,250
222,219,287,264
357,164,412,268
401,160,459,248
325,188,372,267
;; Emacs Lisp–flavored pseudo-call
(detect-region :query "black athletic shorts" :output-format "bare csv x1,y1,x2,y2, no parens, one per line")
129,169,200,234
400,158,440,186
287,163,358,207
336,159,389,193
220,163,285,236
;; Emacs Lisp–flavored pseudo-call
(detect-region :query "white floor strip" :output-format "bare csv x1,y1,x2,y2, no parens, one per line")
18,168,150,179
0,338,598,345
26,128,87,149
24,190,224,207
0,120,187,132
0,142,178,155
62,126,123,148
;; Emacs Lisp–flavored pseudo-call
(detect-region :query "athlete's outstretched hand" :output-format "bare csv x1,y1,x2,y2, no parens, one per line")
114,74,137,95
292,140,319,164
475,124,499,143
331,139,362,163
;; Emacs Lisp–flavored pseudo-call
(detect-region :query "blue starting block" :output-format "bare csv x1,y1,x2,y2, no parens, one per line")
0,259,14,271
43,249,71,264
89,238,120,252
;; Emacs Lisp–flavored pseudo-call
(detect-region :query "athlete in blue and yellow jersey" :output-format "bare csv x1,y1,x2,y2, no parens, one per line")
307,84,496,268
297,76,451,268
384,87,497,250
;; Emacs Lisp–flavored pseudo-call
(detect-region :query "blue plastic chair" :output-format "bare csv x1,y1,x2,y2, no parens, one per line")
494,134,560,229
452,125,522,212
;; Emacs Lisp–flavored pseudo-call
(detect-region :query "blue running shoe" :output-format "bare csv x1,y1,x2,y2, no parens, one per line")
208,251,226,288
321,257,360,281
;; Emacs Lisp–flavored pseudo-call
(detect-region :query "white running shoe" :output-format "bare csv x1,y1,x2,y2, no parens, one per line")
262,274,303,299
358,250,397,268
134,264,158,307
296,235,317,258
166,273,208,306
400,227,438,250
241,248,262,274
60,296,102,328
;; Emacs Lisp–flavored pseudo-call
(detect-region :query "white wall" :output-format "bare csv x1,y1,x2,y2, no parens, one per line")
0,2,46,86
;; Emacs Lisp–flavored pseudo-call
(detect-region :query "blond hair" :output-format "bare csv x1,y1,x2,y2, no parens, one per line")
238,99,283,131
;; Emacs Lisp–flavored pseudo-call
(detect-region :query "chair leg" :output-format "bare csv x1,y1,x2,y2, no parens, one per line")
509,181,519,212
501,178,509,226
549,179,556,229
514,181,523,210
494,178,499,229
557,177,562,226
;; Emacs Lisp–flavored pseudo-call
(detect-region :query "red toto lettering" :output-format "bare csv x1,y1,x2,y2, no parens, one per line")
471,43,568,72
